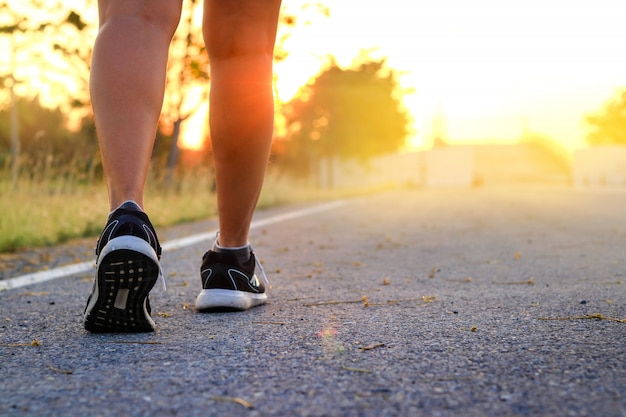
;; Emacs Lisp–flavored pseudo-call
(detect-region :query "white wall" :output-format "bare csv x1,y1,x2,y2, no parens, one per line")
317,148,475,189
572,146,626,187
318,152,424,188
423,147,475,187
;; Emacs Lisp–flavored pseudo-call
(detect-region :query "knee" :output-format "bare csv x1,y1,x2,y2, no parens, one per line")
205,19,276,62
141,4,182,38
99,1,182,40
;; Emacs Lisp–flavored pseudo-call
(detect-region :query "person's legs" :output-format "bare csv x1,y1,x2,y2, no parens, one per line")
195,0,281,312
84,0,182,332
203,0,282,247
90,0,183,210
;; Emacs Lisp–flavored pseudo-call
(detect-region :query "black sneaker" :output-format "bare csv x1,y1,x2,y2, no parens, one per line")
195,244,268,312
84,201,162,332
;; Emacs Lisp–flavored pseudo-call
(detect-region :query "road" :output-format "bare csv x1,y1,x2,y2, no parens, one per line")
1,186,625,417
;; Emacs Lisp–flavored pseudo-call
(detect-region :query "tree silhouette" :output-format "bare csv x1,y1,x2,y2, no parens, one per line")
1,1,92,188
0,96,100,182
0,1,326,186
156,1,309,183
277,57,410,178
586,90,626,146
157,0,209,185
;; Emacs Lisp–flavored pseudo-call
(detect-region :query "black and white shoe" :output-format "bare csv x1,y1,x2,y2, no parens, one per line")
195,240,268,312
84,201,162,333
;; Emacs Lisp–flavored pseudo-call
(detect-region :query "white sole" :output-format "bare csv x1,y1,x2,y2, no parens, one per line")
84,236,160,332
195,288,267,311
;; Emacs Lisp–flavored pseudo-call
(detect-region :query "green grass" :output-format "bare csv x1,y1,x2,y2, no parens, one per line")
0,169,386,254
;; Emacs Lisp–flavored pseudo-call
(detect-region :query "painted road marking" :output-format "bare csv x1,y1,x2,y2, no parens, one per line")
0,201,345,291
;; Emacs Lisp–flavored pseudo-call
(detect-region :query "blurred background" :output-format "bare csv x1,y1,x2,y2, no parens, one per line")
1,0,626,254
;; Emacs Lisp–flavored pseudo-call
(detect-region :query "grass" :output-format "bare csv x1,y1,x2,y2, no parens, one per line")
1,180,107,253
0,168,387,254
0,168,218,253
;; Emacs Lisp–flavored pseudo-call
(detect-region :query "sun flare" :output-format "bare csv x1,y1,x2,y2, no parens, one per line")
270,0,626,151
9,0,626,155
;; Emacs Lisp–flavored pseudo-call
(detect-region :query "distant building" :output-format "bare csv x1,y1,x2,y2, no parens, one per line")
471,141,571,185
572,145,626,187
315,139,573,189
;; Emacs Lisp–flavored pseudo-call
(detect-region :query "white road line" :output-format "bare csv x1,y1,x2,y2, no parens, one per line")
0,200,345,292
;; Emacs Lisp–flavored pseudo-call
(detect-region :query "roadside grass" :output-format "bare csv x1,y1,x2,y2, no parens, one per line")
0,169,385,254
0,169,218,253
1,179,107,253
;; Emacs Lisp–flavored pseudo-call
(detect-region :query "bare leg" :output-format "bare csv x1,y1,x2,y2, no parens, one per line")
203,0,282,247
90,0,183,210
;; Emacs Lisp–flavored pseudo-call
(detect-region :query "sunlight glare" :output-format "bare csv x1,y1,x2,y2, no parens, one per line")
179,104,208,151
274,0,626,151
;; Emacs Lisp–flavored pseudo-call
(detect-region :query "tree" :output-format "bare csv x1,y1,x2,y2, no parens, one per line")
1,0,93,187
157,0,209,184
586,89,626,146
0,96,100,182
0,1,326,187
155,1,323,183
277,57,410,178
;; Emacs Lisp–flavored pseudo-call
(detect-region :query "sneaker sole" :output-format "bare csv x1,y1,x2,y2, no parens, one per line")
84,236,160,333
195,288,267,312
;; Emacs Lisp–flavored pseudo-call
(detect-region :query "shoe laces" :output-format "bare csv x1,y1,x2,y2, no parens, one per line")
249,243,269,287
157,265,166,291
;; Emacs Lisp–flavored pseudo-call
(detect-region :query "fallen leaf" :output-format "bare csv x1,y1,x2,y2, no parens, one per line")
460,327,478,332
428,267,440,279
360,343,385,351
341,366,372,373
49,366,73,375
494,277,535,285
0,339,41,347
212,396,254,409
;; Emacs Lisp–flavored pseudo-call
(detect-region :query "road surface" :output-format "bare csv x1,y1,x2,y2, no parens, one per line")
1,186,625,417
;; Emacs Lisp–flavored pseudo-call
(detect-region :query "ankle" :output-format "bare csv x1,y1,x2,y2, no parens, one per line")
214,231,249,249
215,241,249,251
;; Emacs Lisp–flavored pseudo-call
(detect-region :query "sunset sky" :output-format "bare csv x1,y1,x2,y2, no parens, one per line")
4,0,626,152
274,0,626,150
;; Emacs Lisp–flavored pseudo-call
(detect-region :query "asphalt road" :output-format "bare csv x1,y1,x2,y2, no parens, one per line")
1,186,625,417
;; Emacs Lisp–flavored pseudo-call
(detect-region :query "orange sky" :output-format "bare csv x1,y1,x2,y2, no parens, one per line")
273,0,626,151
4,0,626,153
